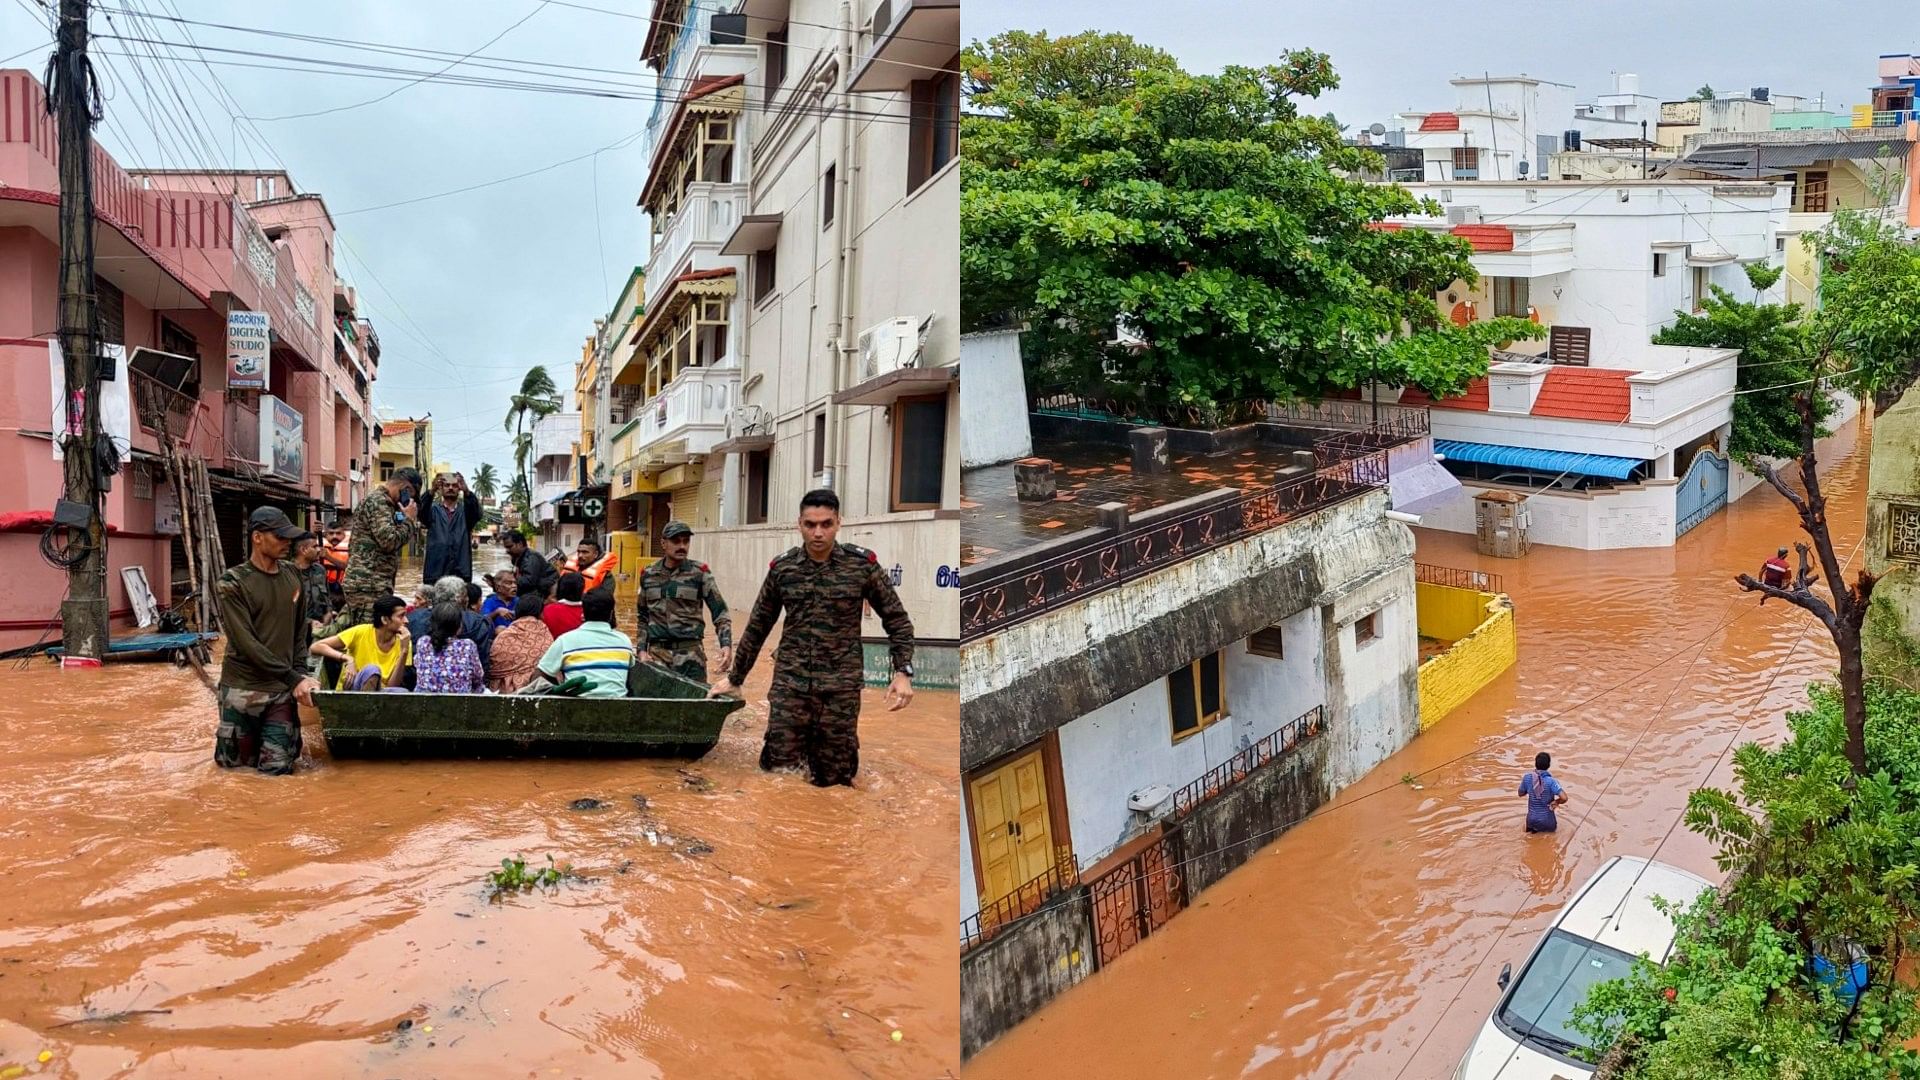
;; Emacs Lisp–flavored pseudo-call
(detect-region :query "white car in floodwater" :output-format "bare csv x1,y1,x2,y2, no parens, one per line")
1454,856,1716,1080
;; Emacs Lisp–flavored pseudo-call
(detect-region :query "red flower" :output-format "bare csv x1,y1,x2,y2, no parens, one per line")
1663,987,1677,1001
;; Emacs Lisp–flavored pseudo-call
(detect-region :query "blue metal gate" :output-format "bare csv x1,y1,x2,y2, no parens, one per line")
1676,449,1729,537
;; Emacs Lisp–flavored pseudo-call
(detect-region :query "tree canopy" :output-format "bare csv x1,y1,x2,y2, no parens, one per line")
1652,266,1832,469
961,31,1538,410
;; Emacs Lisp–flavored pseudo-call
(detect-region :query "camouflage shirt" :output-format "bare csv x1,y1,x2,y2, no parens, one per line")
342,487,419,599
728,543,914,693
637,557,732,647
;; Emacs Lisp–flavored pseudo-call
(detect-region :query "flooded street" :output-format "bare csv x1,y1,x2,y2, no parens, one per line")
0,548,959,1078
967,417,1867,1079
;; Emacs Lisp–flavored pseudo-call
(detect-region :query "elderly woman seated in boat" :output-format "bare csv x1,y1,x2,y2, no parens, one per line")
407,576,495,674
527,588,635,698
488,593,553,693
309,595,412,690
413,602,487,693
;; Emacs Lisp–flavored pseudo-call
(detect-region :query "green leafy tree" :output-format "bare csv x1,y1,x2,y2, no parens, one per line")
472,462,499,504
1573,685,1920,1078
961,32,1540,412
1691,84,1717,101
1652,282,1831,468
503,366,560,519
1733,210,1920,775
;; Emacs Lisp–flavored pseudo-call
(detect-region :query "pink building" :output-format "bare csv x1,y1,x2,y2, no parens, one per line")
0,69,377,652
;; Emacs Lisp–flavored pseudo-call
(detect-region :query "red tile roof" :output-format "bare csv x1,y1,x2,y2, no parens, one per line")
1418,112,1461,132
1365,221,1406,232
639,74,747,207
1399,379,1490,411
1450,224,1515,252
1530,367,1632,421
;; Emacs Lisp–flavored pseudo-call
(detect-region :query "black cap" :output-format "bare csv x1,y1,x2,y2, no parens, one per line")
248,506,305,540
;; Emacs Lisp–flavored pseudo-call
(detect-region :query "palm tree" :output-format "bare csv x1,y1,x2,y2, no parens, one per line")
503,366,561,517
472,462,499,504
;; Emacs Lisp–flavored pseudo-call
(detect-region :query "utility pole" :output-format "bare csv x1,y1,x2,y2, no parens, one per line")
53,0,108,662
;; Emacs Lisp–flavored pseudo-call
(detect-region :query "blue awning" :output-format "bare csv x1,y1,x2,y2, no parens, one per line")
1434,439,1645,481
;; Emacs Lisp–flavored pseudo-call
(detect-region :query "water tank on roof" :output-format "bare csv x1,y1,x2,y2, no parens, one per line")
1751,86,1770,102
1563,129,1582,151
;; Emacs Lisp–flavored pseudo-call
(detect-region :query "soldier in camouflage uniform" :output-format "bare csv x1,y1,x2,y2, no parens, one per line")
710,490,915,787
214,507,320,776
636,520,732,684
328,467,423,634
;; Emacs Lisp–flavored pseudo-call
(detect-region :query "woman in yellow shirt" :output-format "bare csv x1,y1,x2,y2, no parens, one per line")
309,595,412,690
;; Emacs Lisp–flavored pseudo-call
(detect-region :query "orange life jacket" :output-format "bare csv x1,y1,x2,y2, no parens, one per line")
579,551,619,593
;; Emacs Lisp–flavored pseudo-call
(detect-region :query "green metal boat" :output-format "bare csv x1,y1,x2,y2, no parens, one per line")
315,663,745,760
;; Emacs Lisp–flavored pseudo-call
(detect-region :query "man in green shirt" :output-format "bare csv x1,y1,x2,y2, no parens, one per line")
214,507,320,775
535,588,635,698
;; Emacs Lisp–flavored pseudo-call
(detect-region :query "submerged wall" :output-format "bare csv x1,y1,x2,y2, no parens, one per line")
1416,582,1518,729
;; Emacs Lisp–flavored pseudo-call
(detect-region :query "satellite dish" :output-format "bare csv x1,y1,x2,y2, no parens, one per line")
1369,123,1386,136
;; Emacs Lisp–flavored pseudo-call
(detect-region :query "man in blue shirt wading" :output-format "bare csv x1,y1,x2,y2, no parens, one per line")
1520,751,1568,833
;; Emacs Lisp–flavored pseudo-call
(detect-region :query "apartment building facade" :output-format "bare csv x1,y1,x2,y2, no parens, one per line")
614,0,960,682
0,69,375,651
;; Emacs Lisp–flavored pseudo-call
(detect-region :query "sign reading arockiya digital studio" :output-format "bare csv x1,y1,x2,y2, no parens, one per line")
226,310,270,390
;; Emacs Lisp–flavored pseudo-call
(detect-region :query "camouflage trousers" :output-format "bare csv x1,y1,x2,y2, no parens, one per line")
647,643,707,685
760,680,861,787
214,685,303,776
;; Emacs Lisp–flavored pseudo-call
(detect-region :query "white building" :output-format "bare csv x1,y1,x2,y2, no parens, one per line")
1400,73,1663,185
530,410,582,552
609,0,960,682
1372,179,1793,548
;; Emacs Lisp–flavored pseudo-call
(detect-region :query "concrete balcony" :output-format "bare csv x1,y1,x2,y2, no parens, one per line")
646,182,748,291
634,366,739,468
226,398,262,468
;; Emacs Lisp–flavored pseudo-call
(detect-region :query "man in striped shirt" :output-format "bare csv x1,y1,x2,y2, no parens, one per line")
534,588,634,698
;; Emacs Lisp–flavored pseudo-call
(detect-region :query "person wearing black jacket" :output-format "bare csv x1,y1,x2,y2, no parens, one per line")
505,529,555,598
422,472,484,584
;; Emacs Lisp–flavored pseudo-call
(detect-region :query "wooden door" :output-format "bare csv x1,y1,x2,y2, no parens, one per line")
1803,170,1829,212
968,749,1055,909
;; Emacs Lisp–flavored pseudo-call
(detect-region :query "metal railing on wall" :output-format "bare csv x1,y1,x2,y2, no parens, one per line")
1170,705,1326,821
961,847,1079,955
1413,562,1504,593
960,448,1387,640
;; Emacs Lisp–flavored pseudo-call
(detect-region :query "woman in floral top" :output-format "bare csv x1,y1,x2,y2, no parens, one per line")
413,602,487,693
488,594,554,693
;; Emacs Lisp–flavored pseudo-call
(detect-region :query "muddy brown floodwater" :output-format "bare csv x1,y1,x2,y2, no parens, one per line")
0,549,958,1078
967,417,1868,1079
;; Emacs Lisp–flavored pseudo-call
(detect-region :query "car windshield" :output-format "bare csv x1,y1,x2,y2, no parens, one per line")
1497,929,1640,1057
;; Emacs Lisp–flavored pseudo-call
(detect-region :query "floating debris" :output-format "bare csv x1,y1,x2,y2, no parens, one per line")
568,798,605,812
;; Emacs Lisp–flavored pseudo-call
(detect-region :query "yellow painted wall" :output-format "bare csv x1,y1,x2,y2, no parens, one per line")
1416,581,1518,730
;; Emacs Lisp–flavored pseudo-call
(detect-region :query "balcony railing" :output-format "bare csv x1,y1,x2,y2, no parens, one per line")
1269,399,1430,442
646,182,748,288
1414,563,1504,593
1169,705,1326,821
226,398,262,468
960,444,1388,641
637,365,737,457
960,847,1080,956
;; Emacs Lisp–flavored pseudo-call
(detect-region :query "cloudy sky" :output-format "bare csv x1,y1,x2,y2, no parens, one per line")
2,0,657,484
964,0,1892,133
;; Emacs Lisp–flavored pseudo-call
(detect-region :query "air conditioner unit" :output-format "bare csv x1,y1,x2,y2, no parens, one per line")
725,404,771,439
858,314,933,381
1446,206,1483,225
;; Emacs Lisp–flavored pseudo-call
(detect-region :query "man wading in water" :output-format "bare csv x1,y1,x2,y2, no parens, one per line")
1519,751,1569,833
709,489,915,787
214,507,321,775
